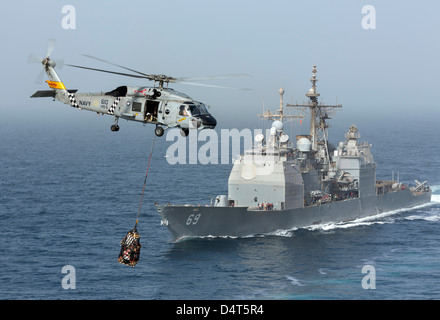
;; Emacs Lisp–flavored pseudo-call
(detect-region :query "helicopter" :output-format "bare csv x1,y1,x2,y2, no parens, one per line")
30,40,248,137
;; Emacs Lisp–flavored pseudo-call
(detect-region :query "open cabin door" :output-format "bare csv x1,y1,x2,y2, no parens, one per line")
144,100,160,123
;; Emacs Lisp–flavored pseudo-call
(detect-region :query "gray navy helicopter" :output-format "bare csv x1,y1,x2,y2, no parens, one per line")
30,40,248,136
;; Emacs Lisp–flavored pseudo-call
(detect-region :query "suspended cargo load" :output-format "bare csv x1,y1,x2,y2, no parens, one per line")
118,227,141,267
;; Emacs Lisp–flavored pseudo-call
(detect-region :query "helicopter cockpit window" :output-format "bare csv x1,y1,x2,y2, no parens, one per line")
179,105,189,116
180,102,209,116
188,105,200,116
197,104,209,114
189,103,209,116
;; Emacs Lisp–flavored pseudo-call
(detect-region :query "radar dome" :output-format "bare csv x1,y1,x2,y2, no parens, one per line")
272,121,283,131
297,137,312,152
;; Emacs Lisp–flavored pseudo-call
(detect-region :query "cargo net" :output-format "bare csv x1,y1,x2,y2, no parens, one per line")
118,227,141,267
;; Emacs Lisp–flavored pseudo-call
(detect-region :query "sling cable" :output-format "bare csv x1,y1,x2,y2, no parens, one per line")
118,135,156,267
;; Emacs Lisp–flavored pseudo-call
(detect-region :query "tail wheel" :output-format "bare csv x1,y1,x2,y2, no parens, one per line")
155,126,164,137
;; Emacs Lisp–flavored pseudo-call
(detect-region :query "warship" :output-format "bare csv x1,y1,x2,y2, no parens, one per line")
156,66,432,241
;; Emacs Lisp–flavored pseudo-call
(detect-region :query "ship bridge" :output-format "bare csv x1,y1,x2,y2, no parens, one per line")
228,102,305,211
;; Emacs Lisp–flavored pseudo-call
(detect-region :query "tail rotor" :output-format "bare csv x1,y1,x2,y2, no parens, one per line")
28,39,64,84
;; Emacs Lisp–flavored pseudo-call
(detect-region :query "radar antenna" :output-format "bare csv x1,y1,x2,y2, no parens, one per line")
258,87,304,123
287,66,342,155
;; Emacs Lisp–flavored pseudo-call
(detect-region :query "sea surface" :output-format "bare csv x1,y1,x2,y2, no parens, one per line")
1,110,439,300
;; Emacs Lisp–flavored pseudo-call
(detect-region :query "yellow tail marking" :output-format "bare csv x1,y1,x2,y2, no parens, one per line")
46,81,66,90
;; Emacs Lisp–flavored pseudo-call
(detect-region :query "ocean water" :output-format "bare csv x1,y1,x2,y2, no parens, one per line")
1,110,439,300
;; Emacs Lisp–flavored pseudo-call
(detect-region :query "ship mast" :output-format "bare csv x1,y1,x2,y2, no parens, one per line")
287,66,342,158
258,87,304,123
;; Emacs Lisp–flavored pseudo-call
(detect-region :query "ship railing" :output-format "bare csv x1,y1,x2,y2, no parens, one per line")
247,204,277,212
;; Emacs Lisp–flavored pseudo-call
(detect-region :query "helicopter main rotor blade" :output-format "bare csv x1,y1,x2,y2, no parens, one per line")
81,54,156,79
176,74,252,82
68,56,252,89
81,54,250,84
178,81,251,91
66,64,149,79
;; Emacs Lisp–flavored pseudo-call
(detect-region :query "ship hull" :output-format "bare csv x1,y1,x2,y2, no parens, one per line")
157,190,432,241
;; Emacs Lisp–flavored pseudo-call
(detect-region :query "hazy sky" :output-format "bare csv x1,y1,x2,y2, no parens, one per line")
1,0,439,128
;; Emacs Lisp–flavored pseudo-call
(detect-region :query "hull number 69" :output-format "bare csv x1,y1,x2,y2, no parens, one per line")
186,214,201,225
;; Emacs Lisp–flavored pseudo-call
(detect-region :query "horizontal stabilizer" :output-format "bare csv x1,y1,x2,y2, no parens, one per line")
30,89,77,98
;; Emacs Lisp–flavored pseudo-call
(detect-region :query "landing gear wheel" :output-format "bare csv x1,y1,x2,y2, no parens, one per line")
180,129,189,137
111,125,120,132
155,126,164,137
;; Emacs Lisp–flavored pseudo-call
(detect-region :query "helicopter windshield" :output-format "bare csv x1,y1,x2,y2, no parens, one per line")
182,101,210,116
197,103,209,114
189,105,200,116
187,103,209,116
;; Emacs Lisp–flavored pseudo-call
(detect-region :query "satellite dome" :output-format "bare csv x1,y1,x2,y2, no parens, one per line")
297,137,312,152
272,120,283,131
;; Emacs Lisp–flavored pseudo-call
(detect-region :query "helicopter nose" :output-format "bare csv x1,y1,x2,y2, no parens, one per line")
200,114,217,128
